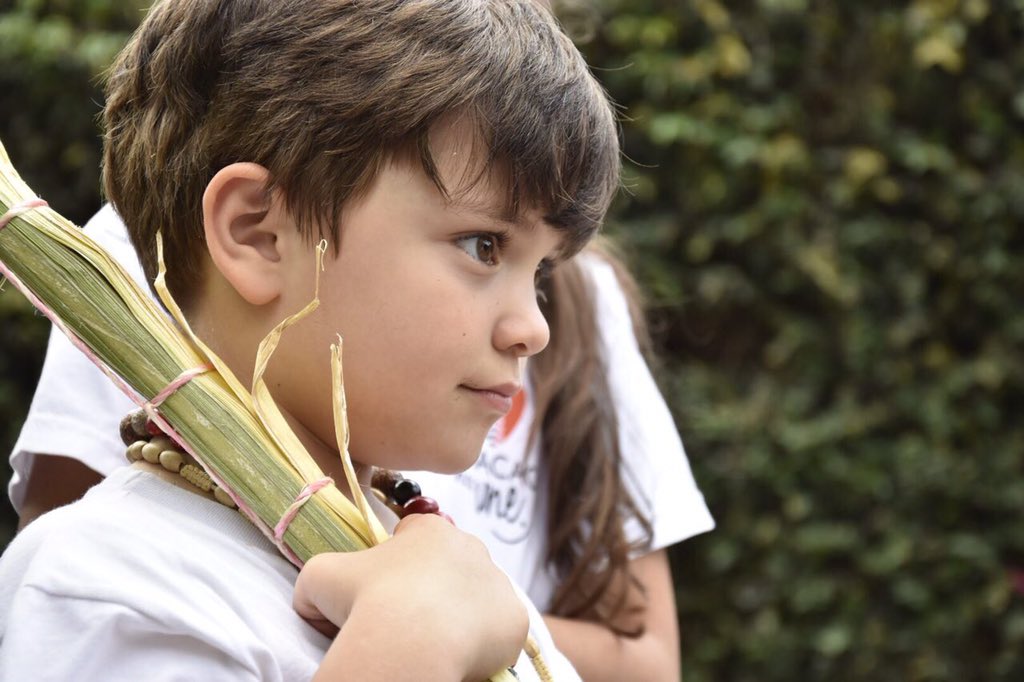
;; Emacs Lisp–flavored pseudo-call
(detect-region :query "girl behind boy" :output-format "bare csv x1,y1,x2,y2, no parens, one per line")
415,245,714,679
0,0,620,679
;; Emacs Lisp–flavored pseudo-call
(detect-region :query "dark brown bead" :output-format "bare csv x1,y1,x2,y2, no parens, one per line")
129,410,149,437
119,414,137,446
371,468,402,497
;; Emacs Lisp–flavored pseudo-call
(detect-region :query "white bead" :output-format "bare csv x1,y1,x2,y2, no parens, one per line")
158,450,184,473
141,442,162,463
213,486,237,509
126,440,146,462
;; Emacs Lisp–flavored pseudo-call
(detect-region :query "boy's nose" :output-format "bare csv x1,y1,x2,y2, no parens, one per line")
493,287,550,358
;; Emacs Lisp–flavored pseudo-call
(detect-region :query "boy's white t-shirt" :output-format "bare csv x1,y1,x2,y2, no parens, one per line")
8,204,714,610
0,466,579,681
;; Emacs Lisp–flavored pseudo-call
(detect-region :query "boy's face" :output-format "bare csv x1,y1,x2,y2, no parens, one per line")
267,127,563,475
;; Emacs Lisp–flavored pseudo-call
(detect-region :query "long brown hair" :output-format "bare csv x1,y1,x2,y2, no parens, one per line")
530,237,655,635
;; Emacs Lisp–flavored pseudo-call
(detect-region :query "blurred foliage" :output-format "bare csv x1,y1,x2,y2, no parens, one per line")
1,0,1023,679
0,0,145,549
560,0,1024,679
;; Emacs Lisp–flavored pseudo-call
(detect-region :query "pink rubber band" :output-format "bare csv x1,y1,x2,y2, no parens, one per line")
274,477,334,543
0,198,48,232
143,364,212,421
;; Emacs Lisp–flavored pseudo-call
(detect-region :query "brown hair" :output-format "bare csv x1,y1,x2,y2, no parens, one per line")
102,0,620,308
531,238,655,635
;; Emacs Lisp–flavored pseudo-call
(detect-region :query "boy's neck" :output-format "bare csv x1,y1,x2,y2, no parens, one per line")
279,408,373,499
187,287,371,502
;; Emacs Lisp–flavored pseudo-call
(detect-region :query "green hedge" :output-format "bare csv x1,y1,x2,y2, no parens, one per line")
2,1,1023,679
568,1,1024,679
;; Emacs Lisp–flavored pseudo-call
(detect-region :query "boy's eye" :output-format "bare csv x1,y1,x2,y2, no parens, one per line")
456,234,501,266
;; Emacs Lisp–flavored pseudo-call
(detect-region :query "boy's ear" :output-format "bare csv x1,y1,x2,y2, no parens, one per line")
202,163,287,306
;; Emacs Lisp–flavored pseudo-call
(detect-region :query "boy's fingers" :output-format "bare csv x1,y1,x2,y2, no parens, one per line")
293,552,360,631
303,615,340,639
392,511,435,535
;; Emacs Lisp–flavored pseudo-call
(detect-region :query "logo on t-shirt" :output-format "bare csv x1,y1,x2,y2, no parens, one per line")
453,389,540,544
496,390,526,442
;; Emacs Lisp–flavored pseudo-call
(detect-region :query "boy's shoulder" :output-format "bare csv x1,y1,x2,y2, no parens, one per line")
0,467,327,678
2,466,293,597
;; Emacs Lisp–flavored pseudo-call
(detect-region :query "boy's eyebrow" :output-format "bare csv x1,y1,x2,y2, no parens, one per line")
454,197,544,232
454,199,519,227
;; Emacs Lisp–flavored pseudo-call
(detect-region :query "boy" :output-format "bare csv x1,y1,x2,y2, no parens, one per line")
0,0,620,679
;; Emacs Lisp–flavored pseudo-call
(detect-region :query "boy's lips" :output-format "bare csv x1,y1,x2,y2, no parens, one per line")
460,382,522,414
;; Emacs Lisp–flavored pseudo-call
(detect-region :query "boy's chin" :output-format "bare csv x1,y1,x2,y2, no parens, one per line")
413,446,481,476
369,439,482,476
415,439,486,476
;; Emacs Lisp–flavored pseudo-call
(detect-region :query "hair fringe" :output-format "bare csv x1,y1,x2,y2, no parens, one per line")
101,0,620,308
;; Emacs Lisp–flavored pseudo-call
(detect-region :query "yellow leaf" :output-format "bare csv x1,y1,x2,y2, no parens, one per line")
844,147,888,187
914,33,963,72
716,33,752,78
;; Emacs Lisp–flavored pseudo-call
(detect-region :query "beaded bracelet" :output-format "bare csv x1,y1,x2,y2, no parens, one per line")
119,410,450,523
370,468,454,524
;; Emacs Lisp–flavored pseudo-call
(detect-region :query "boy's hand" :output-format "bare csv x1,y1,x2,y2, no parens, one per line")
294,514,528,681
